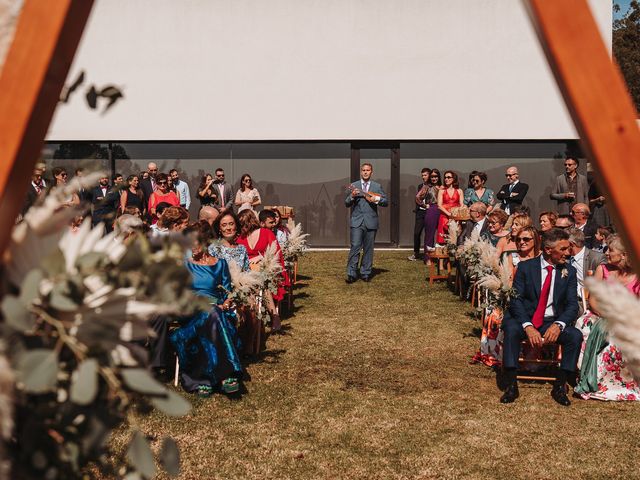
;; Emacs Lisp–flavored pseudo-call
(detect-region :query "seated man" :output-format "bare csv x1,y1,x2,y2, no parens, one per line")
501,228,582,406
456,202,490,246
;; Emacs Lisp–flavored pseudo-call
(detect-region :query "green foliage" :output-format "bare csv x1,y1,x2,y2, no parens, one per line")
614,1,640,112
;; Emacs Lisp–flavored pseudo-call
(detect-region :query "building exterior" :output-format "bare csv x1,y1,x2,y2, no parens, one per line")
45,0,613,246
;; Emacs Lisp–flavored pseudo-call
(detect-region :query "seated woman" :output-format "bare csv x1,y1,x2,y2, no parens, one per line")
463,171,495,213
236,209,290,334
149,205,188,237
575,234,640,401
211,211,264,356
496,212,532,257
504,226,540,281
538,210,558,233
272,209,290,249
169,221,243,396
485,210,510,247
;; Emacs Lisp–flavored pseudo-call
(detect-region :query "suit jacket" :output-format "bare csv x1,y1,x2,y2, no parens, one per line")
496,181,529,213
91,186,119,224
550,173,589,215
583,247,605,275
507,257,579,328
579,219,598,249
213,182,234,210
457,217,491,246
140,177,154,207
345,180,388,230
22,184,41,216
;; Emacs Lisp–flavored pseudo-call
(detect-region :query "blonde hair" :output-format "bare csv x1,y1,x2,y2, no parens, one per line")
607,234,632,270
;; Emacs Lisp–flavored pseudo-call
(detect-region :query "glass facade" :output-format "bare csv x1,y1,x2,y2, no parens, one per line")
43,141,576,247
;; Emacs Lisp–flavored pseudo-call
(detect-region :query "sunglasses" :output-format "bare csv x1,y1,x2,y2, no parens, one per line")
430,175,439,178
157,181,168,185
216,174,225,177
505,173,515,177
243,179,252,182
516,237,533,243
564,163,576,167
444,175,453,179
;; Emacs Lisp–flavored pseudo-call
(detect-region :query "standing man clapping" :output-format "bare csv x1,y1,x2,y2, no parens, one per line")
345,163,388,283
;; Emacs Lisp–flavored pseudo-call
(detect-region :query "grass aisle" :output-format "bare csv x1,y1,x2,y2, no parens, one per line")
120,252,640,479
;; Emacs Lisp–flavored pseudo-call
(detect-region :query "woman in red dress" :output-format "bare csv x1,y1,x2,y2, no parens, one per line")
436,170,464,244
236,210,290,333
148,173,180,223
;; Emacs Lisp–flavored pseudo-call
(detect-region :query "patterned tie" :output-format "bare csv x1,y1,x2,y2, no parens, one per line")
363,182,369,193
509,183,514,193
531,265,555,329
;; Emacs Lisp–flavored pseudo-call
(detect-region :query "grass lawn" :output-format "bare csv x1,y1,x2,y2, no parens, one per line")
113,251,640,479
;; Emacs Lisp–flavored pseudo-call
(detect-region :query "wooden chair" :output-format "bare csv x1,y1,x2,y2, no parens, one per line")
426,252,450,285
516,341,562,382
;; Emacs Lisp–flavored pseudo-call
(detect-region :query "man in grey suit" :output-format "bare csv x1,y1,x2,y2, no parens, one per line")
550,156,589,215
567,227,605,314
212,168,234,213
345,163,388,283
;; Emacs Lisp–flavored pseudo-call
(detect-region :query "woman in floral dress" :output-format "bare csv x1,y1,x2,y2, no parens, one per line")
575,235,640,401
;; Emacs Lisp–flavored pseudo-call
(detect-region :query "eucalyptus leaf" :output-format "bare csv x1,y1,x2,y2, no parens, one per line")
150,390,191,417
126,431,156,480
50,284,79,312
121,368,166,395
76,251,107,275
160,437,180,477
1,295,34,331
70,359,98,405
40,247,66,276
19,269,44,305
17,349,58,393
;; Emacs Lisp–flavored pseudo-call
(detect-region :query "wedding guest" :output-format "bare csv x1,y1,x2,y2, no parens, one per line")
22,166,46,216
140,162,158,207
237,209,289,333
496,166,529,215
258,209,277,230
409,168,431,261
91,174,118,232
505,226,540,281
538,211,558,232
50,167,80,207
140,171,149,181
501,228,581,406
593,226,614,253
150,205,189,237
419,169,442,254
575,234,640,401
198,205,220,227
120,175,145,215
567,227,605,309
170,221,243,396
148,173,179,223
570,203,597,249
197,174,217,208
496,212,532,256
457,202,489,246
235,173,262,213
112,173,124,186
587,163,611,228
213,168,234,213
436,171,464,245
555,214,575,229
170,168,191,210
550,155,588,215
485,210,510,247
75,168,92,203
463,171,495,213
272,209,291,249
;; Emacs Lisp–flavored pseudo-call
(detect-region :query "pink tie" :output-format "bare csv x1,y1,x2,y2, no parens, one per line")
532,265,554,329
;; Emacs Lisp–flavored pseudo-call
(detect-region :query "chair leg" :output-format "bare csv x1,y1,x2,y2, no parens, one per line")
174,355,180,388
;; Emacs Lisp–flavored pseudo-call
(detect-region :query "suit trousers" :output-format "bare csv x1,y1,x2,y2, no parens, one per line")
413,210,426,255
502,318,582,372
347,224,377,277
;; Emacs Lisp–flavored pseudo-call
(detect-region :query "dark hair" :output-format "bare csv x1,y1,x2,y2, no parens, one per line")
159,206,189,230
597,225,614,238
215,168,224,174
443,170,459,189
213,211,241,239
112,173,123,182
156,172,168,184
539,211,558,226
421,167,431,174
240,173,253,191
557,214,575,226
487,209,509,227
429,169,442,186
517,226,541,256
184,220,214,246
123,206,141,218
472,171,488,184
75,168,84,175
258,209,277,223
361,162,373,170
512,205,531,216
467,170,478,189
52,167,66,184
541,227,570,248
198,174,213,191
169,168,178,175
566,155,580,166
238,209,260,237
155,202,172,217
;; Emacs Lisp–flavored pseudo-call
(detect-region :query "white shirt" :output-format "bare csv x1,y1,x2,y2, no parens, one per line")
571,247,585,290
361,180,369,192
474,217,486,233
218,182,225,207
523,256,566,330
174,179,191,209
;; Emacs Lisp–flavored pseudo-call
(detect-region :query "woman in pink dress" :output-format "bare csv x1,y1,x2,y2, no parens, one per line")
436,170,464,245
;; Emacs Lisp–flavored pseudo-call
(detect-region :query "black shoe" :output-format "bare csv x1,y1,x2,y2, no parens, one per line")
346,276,357,284
361,276,370,282
500,384,519,404
551,384,571,406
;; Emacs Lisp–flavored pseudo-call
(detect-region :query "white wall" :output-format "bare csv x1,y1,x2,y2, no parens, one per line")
47,0,612,141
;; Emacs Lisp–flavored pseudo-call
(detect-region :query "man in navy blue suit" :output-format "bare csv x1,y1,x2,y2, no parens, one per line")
501,228,582,406
345,163,388,283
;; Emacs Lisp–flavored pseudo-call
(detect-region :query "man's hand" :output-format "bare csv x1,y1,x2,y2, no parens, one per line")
524,325,543,348
543,323,561,344
351,188,360,198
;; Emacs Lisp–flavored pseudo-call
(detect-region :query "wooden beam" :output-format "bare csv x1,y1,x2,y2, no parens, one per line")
0,0,94,254
524,0,640,271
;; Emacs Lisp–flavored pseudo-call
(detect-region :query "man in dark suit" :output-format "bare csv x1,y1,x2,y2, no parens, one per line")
22,166,46,217
140,162,158,208
496,166,529,215
91,175,119,233
457,202,490,246
570,203,597,249
409,168,431,261
501,228,582,406
212,168,234,213
345,163,388,283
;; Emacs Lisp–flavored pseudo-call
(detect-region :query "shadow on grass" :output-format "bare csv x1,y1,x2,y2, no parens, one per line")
463,326,483,339
295,274,313,281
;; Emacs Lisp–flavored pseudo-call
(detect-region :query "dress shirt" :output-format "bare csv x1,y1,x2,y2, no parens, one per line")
523,256,565,330
361,180,369,192
175,179,191,209
218,182,225,206
508,179,519,192
473,217,486,233
571,247,585,290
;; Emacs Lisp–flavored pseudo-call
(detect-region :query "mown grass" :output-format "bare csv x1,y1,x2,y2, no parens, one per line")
112,251,640,479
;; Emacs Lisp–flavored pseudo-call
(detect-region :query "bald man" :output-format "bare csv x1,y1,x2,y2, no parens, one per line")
198,205,219,226
496,166,529,214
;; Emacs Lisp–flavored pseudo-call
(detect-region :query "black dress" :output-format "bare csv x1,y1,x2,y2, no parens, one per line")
124,189,144,212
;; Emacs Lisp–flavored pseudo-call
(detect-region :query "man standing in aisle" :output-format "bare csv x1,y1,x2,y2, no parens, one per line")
170,169,191,210
345,163,388,283
550,156,588,215
213,168,233,213
496,166,529,215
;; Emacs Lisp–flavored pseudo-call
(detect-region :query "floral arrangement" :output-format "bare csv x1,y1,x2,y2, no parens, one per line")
226,262,263,306
281,222,309,263
1,174,199,479
476,259,518,309
445,220,459,257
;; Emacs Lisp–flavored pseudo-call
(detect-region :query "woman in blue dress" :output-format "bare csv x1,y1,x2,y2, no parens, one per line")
170,222,243,396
